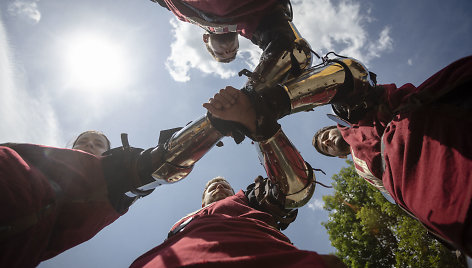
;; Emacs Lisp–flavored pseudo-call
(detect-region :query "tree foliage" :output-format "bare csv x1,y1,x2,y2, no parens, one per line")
322,161,466,268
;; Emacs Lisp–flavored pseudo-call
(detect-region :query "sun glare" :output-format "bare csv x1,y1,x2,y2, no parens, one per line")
62,33,130,91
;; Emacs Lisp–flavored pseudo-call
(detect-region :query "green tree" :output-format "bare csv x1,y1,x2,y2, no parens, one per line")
322,161,466,268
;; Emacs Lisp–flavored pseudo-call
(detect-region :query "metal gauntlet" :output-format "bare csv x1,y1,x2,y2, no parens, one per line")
256,128,315,209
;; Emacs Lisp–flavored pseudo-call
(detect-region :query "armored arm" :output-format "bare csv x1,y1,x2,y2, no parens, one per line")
242,126,315,230
239,57,375,224
246,26,312,92
245,3,312,92
255,128,315,209
101,115,224,211
246,57,377,124
150,116,223,185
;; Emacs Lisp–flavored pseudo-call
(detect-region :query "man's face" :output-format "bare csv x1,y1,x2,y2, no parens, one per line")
202,179,234,207
73,132,109,156
203,33,239,62
315,128,351,157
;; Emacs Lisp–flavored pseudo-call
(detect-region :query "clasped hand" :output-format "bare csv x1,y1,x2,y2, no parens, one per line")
203,86,256,134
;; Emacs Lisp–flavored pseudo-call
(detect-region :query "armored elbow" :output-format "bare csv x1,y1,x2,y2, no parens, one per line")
256,128,315,209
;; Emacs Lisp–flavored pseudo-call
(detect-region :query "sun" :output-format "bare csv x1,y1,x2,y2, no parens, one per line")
62,32,130,91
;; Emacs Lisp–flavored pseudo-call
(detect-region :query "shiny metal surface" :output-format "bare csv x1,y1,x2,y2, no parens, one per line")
282,57,374,114
256,128,315,209
151,115,223,184
247,22,312,92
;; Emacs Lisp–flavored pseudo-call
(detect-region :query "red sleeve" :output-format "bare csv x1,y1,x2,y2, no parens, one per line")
131,191,326,267
0,144,121,265
183,0,278,18
384,56,472,111
27,145,122,260
163,0,279,38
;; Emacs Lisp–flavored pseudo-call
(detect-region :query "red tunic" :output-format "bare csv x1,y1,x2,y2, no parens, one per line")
0,144,121,267
130,191,326,267
162,0,279,39
339,56,472,251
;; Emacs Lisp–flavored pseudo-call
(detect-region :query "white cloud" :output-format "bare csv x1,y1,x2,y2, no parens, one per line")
164,0,394,81
367,26,393,59
237,38,262,71
165,18,238,82
407,58,413,66
308,198,325,211
7,0,41,24
0,15,60,145
293,0,393,63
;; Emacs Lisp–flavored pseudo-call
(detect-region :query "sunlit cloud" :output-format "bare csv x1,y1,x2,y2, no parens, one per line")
7,0,41,24
294,0,393,63
308,198,325,211
0,15,60,145
165,0,393,82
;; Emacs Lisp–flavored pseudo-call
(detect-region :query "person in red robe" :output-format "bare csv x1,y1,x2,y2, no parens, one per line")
312,56,472,255
131,176,345,267
0,131,125,267
151,0,299,63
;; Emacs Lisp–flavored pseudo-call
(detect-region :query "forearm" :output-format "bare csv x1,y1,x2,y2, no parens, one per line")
102,116,225,212
247,5,312,92
244,57,377,128
256,127,315,209
242,127,315,230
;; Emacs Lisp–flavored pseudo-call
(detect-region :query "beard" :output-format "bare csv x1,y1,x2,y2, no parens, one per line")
335,136,351,155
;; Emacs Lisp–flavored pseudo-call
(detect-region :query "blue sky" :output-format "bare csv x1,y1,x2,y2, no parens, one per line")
1,0,471,267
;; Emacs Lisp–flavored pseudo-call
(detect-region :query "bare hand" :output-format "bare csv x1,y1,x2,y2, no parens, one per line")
203,86,256,133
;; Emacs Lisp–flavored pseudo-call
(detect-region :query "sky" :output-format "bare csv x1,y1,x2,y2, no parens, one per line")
1,0,471,267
